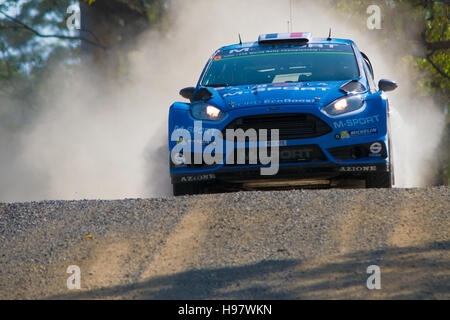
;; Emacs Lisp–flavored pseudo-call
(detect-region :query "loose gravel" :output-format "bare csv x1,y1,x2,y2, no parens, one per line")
0,187,448,299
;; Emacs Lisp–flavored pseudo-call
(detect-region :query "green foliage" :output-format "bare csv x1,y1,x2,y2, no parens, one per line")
0,0,78,127
328,0,449,101
0,0,76,80
0,0,167,78
81,0,167,26
0,0,166,128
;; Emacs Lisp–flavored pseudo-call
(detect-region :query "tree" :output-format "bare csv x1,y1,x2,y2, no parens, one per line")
0,0,78,131
0,0,168,124
327,0,449,102
80,0,167,68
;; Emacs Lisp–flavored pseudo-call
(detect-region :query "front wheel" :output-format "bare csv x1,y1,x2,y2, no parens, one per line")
366,171,392,188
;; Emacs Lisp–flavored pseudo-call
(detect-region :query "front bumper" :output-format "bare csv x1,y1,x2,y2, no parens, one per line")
171,161,390,184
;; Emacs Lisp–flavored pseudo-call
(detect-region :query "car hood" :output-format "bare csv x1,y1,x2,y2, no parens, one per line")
205,81,352,111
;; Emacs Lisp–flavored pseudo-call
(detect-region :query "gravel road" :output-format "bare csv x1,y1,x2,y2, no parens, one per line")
0,187,449,299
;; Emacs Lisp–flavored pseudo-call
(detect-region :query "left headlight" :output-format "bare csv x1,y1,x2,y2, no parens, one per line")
191,103,225,121
322,95,365,116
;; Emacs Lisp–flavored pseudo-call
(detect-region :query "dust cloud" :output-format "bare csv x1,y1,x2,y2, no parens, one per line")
0,0,445,201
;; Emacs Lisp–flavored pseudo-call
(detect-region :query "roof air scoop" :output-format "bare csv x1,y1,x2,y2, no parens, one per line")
340,80,366,94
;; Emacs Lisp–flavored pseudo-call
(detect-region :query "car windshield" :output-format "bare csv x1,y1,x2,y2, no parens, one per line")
201,44,359,86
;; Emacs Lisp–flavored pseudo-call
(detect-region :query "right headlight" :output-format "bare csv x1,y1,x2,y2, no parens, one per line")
322,95,365,116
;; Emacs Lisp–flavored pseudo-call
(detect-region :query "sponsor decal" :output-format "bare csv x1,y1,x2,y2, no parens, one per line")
369,142,383,157
226,98,320,108
263,98,316,104
229,48,250,54
335,127,378,140
180,174,216,183
172,152,186,165
350,127,378,137
174,124,206,136
222,86,331,96
335,130,351,140
222,91,244,97
333,116,380,129
339,166,377,172
272,83,297,87
369,153,382,158
173,125,213,146
259,140,287,147
300,87,328,91
220,86,329,107
370,142,382,154
279,148,312,161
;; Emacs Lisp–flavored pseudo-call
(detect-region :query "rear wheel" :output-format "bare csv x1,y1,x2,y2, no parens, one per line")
366,171,392,188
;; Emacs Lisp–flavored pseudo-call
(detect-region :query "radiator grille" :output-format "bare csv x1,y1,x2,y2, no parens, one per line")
223,113,332,140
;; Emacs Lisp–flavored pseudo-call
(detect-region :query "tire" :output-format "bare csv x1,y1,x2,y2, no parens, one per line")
172,183,206,196
366,119,394,188
366,171,392,188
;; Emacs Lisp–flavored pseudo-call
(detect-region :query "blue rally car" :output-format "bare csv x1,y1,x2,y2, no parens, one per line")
169,32,398,196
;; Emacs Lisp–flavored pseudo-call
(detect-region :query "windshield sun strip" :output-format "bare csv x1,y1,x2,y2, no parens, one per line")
212,51,355,62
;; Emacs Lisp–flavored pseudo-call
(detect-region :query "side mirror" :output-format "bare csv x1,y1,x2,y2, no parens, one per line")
179,87,195,100
378,79,398,92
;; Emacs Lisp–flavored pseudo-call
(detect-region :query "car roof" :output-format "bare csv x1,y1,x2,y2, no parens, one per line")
219,37,357,51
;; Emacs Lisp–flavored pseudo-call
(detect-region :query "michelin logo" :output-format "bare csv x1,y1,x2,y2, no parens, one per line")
333,116,380,129
336,127,378,140
350,127,378,136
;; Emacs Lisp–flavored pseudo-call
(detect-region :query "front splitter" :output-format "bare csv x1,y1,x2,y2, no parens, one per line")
171,162,390,184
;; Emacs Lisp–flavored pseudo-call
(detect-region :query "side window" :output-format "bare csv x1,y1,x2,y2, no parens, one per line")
363,60,377,93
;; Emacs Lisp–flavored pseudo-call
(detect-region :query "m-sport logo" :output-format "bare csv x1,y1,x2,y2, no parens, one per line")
333,115,380,129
